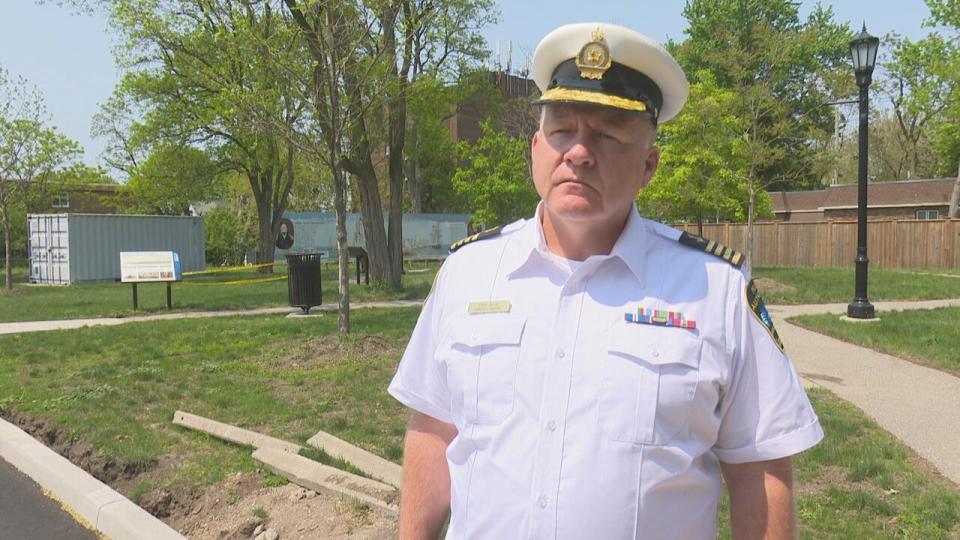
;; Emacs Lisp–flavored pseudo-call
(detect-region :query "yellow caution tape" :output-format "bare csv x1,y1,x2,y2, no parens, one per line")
180,275,288,286
183,260,287,276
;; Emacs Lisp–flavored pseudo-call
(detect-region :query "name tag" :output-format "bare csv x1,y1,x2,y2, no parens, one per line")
468,300,512,314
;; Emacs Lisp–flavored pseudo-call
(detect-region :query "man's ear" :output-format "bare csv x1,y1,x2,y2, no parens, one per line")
639,145,661,189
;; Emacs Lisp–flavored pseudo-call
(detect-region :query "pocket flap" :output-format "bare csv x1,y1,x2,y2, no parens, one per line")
607,323,700,367
450,314,526,348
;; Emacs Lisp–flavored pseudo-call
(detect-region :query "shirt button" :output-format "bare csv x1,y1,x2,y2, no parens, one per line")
556,349,565,358
537,495,548,508
547,420,557,432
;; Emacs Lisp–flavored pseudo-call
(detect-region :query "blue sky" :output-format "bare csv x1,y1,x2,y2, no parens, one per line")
0,1,936,168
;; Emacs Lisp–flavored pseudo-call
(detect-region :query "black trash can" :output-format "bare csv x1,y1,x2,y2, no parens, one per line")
286,253,323,314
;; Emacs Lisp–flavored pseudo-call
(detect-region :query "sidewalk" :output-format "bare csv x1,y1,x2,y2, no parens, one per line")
0,299,424,336
770,298,960,484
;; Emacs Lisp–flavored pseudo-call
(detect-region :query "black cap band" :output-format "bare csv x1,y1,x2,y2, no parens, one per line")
533,59,663,122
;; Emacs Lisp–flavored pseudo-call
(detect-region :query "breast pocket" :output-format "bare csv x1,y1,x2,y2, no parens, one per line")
598,324,702,445
441,314,526,425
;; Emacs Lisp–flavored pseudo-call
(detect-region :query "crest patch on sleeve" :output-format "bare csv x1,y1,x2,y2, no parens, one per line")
745,278,785,352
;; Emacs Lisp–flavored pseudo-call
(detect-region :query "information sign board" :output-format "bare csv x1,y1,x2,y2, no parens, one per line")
120,251,182,283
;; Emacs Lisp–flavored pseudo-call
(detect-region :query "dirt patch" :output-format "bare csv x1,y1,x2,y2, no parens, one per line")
1,408,155,484
1,409,399,538
167,473,398,539
270,335,399,370
754,277,796,295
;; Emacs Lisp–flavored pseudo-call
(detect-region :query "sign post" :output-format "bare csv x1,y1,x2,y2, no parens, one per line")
120,251,183,310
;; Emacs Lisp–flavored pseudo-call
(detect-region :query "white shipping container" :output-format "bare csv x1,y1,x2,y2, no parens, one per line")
28,214,205,285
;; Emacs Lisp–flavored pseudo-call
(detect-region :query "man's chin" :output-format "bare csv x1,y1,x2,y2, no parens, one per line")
545,198,605,222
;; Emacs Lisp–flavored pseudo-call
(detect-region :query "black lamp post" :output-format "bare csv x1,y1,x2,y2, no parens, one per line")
847,24,880,320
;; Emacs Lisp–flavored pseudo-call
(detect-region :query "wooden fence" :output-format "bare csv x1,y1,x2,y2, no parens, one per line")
674,219,960,270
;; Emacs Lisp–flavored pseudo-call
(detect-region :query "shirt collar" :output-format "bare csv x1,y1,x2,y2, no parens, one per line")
505,202,648,288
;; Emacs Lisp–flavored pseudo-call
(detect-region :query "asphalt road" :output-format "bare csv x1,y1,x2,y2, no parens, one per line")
0,458,98,540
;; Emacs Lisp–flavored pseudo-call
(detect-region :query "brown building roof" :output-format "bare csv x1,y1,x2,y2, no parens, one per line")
771,178,956,213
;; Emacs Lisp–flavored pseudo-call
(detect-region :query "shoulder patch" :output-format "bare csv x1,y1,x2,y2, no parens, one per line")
449,225,503,253
678,232,744,268
746,278,785,352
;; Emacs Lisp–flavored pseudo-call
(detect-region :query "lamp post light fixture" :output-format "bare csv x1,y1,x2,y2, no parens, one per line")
847,23,880,320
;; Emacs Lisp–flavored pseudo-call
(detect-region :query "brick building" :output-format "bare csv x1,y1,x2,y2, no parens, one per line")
31,183,123,214
446,70,539,144
769,178,958,222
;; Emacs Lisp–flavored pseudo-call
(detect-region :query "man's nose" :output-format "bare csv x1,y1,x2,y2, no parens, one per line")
563,130,596,168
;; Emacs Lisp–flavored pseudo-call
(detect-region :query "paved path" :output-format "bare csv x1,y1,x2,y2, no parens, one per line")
770,298,960,484
0,458,97,540
0,300,424,336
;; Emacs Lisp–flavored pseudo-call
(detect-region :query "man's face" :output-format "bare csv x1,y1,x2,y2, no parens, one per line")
531,104,660,227
280,224,288,236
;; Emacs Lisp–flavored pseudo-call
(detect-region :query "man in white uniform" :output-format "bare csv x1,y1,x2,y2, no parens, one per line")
389,22,823,540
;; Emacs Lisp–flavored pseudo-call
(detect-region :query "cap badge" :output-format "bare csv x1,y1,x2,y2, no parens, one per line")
575,27,612,80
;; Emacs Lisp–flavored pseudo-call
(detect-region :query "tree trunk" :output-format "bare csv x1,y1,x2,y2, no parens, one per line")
2,202,11,291
255,183,275,273
747,186,756,272
383,0,409,291
334,169,350,334
405,158,422,213
386,95,406,290
347,149,393,285
949,162,960,219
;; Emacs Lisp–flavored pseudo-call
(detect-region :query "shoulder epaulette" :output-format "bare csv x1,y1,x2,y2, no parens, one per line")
449,225,503,253
678,231,744,268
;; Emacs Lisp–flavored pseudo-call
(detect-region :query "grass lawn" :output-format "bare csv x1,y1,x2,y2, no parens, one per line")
777,388,957,539
717,388,960,538
0,261,439,322
0,307,418,491
4,263,958,322
790,306,960,376
1,308,958,536
753,266,960,305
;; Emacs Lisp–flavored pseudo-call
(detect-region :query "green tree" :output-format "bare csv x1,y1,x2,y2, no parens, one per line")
639,71,756,233
674,0,852,266
452,119,538,227
100,0,304,270
286,0,495,292
879,34,958,180
923,0,960,216
203,206,251,265
120,145,221,215
0,68,81,290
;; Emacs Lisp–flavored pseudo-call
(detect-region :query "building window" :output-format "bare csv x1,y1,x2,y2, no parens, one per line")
52,192,70,209
916,209,939,220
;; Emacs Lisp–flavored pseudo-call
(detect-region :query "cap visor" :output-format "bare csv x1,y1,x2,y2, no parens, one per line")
532,88,652,115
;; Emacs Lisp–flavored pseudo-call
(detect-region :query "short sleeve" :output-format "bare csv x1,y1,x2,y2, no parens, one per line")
713,271,824,464
387,264,454,424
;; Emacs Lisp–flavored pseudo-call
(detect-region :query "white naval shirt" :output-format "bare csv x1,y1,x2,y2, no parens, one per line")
388,205,823,539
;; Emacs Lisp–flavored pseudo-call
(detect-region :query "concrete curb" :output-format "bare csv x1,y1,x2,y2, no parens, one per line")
0,418,184,540
307,430,402,488
252,447,399,515
172,410,303,454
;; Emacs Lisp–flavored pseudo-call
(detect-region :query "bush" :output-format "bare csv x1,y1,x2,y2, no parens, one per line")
204,207,249,266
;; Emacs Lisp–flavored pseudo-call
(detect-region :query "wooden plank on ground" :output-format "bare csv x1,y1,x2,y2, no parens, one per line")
307,431,403,488
252,447,399,515
171,410,302,453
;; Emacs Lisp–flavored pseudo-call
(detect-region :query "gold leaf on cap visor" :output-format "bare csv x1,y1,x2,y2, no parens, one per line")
538,88,654,115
